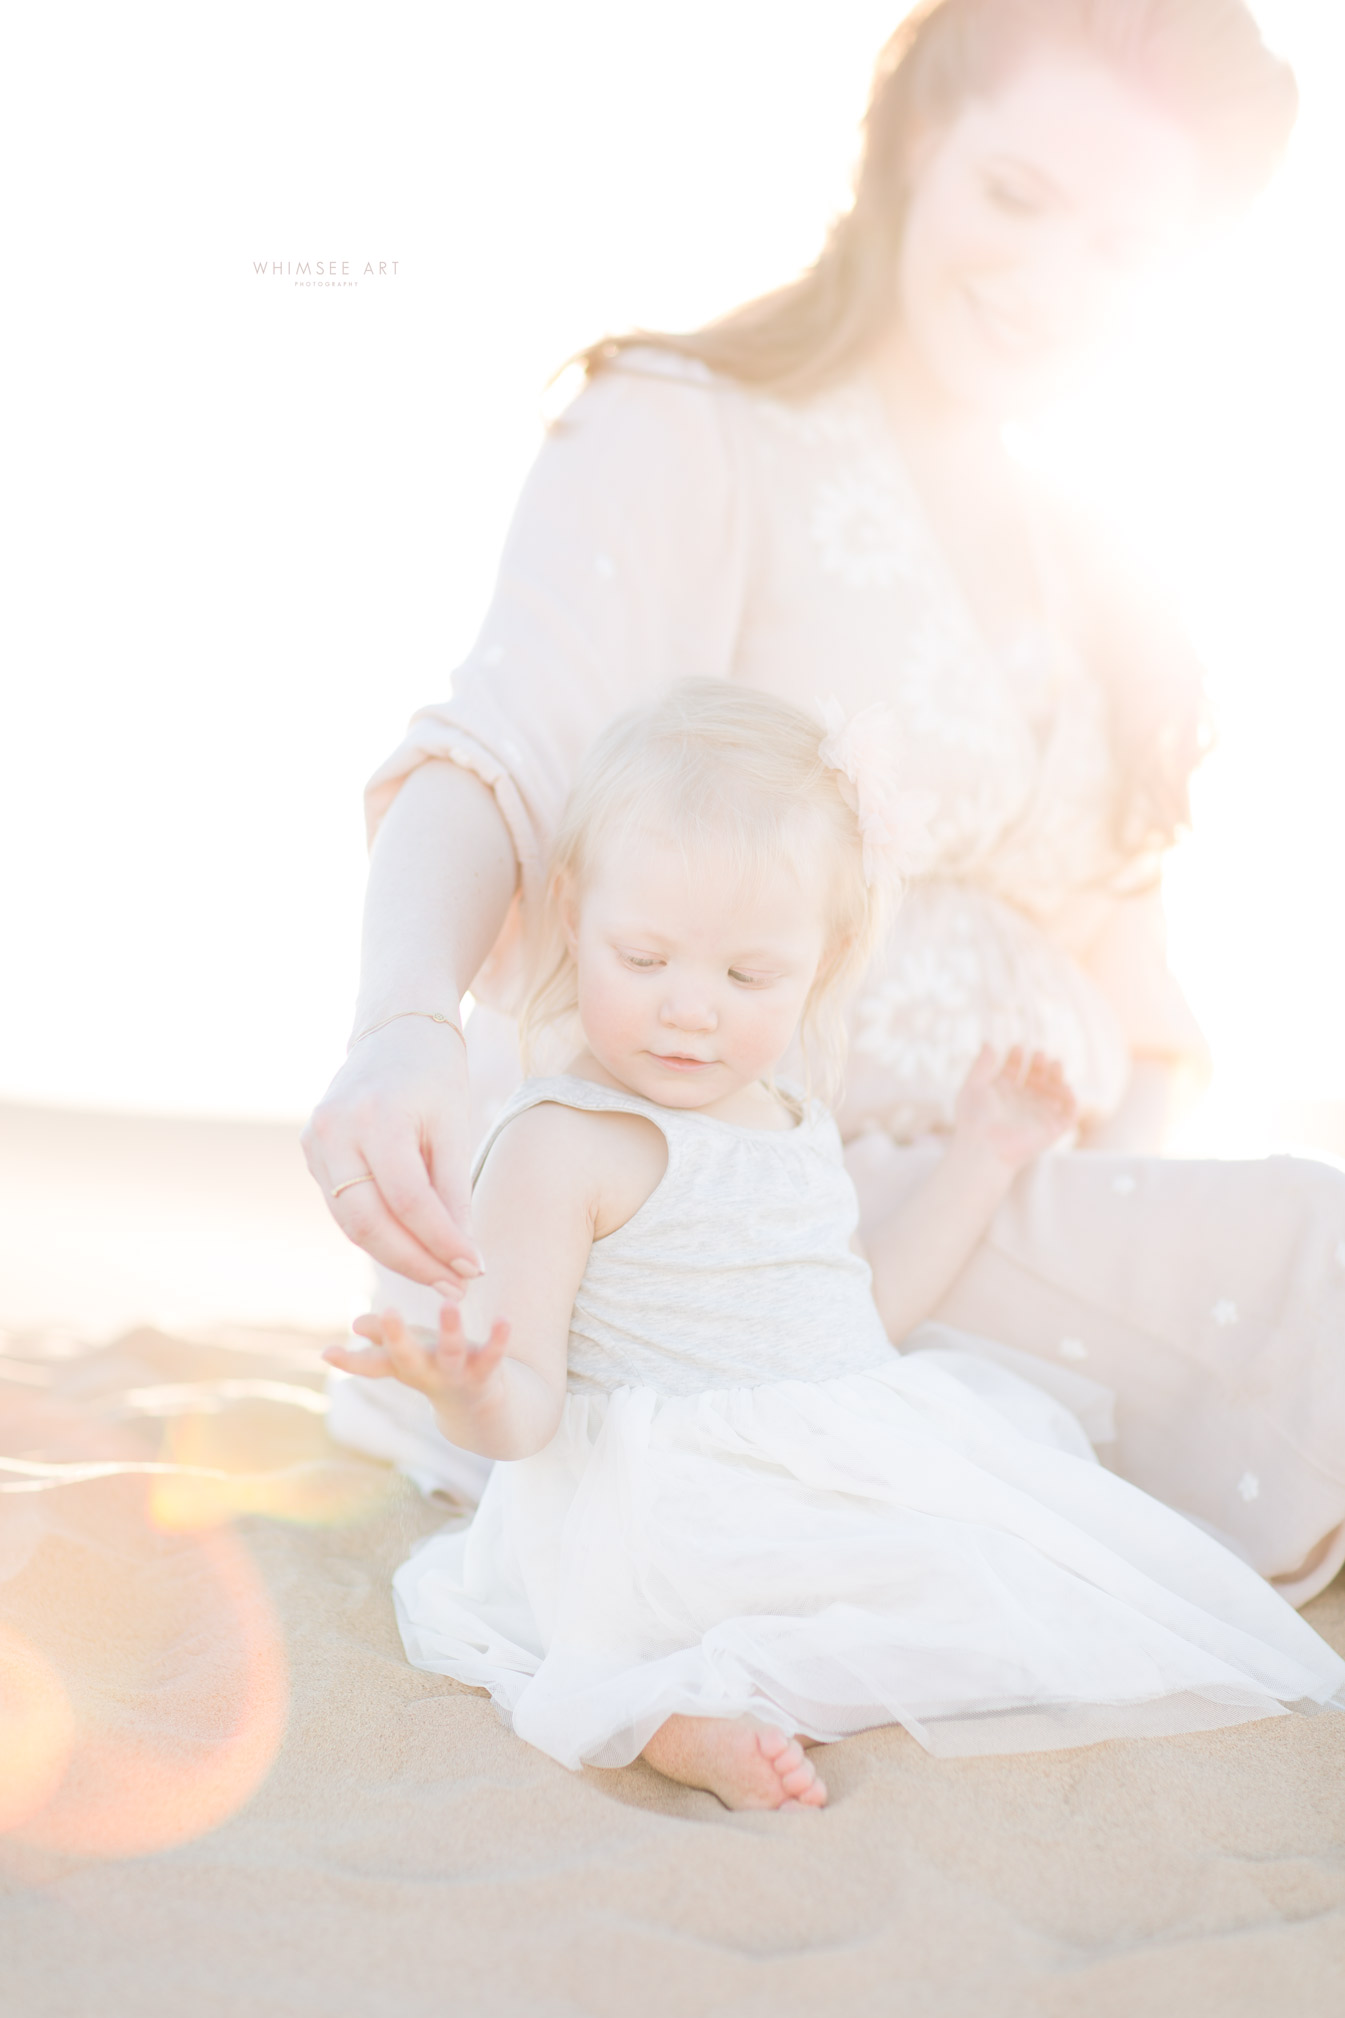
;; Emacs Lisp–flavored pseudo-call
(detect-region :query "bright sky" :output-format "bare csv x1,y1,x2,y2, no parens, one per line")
4,1,1343,1148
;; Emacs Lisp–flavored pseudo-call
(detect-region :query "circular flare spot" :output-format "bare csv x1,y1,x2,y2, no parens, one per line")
0,1627,77,1834
8,1527,287,1860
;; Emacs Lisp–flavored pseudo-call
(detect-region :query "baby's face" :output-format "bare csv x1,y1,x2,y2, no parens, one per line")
566,831,833,1113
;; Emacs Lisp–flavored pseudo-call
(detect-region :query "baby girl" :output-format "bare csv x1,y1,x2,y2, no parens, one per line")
326,682,1342,1810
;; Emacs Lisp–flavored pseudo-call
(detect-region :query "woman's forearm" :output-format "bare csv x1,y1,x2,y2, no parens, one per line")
303,760,518,1281
867,1141,1015,1345
352,759,518,1033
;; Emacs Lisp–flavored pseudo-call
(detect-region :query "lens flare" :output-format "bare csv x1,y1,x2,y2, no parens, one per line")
148,1403,397,1530
0,1626,77,1834
0,1351,402,1858
0,1372,405,1856
4,1524,287,1861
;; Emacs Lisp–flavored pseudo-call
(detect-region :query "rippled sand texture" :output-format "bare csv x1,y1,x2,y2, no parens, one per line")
0,1316,1343,2018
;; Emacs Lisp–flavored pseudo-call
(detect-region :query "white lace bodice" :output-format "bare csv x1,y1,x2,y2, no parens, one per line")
471,1075,893,1397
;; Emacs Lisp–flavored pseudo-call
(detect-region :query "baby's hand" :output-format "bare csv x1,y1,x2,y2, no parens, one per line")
323,1302,511,1407
953,1045,1077,1171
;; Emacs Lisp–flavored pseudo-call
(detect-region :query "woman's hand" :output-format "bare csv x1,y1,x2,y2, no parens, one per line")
953,1045,1077,1173
301,1016,484,1285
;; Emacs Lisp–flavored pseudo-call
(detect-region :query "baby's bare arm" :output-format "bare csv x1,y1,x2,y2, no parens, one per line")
325,1102,665,1458
866,1048,1075,1344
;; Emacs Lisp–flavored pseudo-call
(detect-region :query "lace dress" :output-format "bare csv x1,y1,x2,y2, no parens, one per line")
391,1076,1345,1770
343,353,1345,1602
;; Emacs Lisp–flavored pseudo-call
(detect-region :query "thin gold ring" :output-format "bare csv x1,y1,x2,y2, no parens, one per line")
331,1173,376,1199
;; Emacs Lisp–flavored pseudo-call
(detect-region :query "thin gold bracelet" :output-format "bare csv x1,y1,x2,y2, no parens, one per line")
348,1010,467,1053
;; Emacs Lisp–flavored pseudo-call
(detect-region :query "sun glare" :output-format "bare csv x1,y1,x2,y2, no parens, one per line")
2,1,1340,1159
1017,0,1345,1150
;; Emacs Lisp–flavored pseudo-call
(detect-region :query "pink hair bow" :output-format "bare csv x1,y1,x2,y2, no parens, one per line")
816,698,938,890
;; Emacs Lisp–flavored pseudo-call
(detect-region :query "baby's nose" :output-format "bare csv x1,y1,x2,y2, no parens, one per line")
660,991,717,1032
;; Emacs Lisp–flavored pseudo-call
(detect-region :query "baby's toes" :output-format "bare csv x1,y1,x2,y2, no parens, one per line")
777,1756,828,1808
779,1754,819,1794
754,1725,829,1808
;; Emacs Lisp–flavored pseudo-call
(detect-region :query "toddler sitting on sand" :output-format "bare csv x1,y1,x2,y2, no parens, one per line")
326,682,1344,1811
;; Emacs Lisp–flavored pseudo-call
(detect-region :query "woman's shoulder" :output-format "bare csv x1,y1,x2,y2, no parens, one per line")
539,346,756,498
591,343,722,391
557,345,742,428
546,346,881,499
557,343,838,446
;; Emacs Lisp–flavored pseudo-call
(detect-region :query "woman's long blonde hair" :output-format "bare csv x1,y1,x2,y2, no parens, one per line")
567,0,1296,859
521,683,890,1101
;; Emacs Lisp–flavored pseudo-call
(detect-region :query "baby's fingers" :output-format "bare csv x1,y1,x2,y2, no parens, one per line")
965,1043,1000,1091
322,1340,397,1379
469,1317,513,1381
378,1308,450,1393
352,1307,440,1338
439,1307,511,1387
324,1310,440,1380
1025,1053,1077,1125
1000,1044,1028,1087
351,1311,390,1345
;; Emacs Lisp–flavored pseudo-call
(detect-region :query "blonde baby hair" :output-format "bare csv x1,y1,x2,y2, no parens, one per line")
521,681,894,1100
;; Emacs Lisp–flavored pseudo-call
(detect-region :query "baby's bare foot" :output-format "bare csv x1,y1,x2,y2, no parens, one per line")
642,1715,828,1811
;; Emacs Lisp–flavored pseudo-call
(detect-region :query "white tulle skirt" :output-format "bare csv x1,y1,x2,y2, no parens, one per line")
392,1336,1345,1769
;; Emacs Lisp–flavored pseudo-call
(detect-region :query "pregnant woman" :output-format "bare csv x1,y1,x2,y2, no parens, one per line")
305,0,1345,1599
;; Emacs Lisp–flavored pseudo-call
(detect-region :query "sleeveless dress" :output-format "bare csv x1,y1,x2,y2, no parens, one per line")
341,353,1345,1602
391,1076,1345,1772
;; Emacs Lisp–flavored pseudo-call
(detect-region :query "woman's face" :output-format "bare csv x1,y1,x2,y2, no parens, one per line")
892,53,1204,419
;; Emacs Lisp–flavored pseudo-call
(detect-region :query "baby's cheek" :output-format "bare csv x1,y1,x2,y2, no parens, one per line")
577,972,644,1057
739,993,807,1069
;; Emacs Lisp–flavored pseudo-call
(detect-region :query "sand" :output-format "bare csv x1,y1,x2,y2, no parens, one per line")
3,1107,1345,2015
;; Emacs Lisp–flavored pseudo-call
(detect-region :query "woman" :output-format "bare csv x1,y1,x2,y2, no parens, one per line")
306,1,1345,1599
